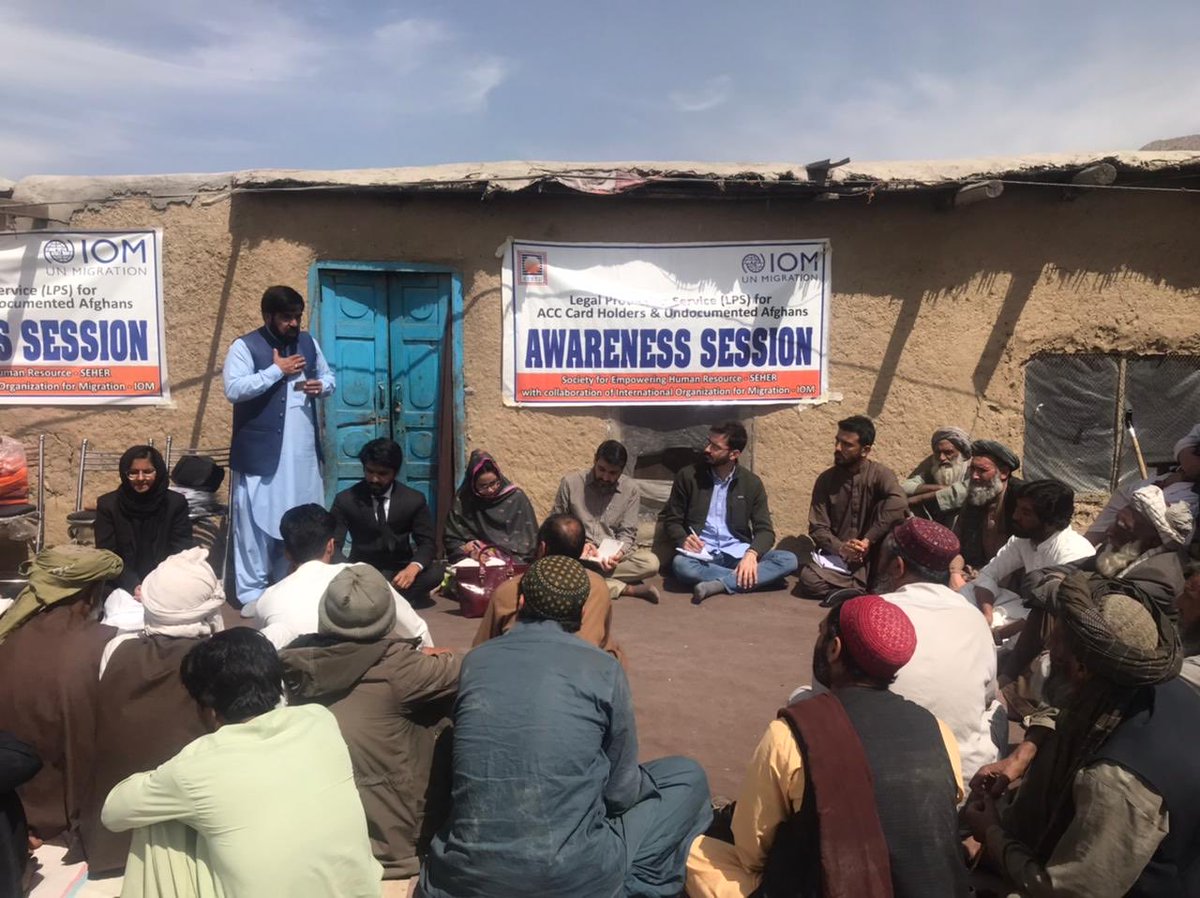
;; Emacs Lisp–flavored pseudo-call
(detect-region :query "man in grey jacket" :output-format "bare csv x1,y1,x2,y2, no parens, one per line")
280,565,458,883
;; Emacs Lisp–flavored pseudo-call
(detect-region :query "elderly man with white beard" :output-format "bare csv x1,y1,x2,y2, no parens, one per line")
1085,421,1200,546
951,440,1023,588
995,486,1194,713
901,426,972,526
1093,483,1195,581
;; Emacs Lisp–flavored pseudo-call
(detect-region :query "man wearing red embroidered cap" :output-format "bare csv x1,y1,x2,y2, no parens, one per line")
875,517,1005,789
687,595,968,898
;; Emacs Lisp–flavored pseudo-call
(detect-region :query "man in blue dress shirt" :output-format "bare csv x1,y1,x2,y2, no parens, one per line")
660,420,799,604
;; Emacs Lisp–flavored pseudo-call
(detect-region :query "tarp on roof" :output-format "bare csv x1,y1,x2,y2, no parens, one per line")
6,151,1200,213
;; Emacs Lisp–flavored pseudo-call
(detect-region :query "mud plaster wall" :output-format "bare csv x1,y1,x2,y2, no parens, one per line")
2,187,1198,549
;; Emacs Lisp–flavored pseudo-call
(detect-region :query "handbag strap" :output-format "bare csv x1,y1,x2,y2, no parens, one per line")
475,545,514,581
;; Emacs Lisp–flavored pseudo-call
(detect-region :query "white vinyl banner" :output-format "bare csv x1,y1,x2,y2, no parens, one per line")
0,229,169,405
501,239,830,406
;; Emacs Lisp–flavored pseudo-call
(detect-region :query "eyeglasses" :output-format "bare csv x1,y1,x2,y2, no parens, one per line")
475,478,502,493
126,470,157,480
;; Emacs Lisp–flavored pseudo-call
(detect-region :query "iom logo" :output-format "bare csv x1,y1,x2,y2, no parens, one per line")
741,252,765,274
43,239,75,264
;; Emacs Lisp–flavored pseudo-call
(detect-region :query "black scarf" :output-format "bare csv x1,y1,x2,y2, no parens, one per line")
116,447,170,581
116,446,169,520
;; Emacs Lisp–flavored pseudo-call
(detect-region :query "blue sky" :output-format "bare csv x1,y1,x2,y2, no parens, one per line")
4,0,1199,178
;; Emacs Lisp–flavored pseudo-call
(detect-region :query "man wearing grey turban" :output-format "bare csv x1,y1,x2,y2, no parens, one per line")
901,427,972,526
280,564,459,884
965,572,1198,896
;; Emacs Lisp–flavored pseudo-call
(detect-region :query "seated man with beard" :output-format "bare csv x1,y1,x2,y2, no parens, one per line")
1085,421,1200,545
796,416,906,603
901,426,972,527
952,440,1023,587
331,438,444,605
960,479,1094,639
1092,483,1194,582
551,440,661,604
964,573,1199,897
995,484,1195,707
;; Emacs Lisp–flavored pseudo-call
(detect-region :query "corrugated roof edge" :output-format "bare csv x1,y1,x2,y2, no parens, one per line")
7,152,1200,209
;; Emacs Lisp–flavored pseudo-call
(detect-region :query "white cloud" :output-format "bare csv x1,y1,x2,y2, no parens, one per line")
699,34,1200,163
370,18,453,70
669,75,733,113
0,6,514,175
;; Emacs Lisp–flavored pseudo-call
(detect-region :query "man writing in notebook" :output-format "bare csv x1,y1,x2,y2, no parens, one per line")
660,421,798,604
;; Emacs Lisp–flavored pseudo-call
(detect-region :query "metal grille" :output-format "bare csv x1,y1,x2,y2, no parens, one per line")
1024,353,1200,493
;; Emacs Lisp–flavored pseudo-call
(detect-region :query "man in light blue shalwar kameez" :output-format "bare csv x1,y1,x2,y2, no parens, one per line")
223,286,335,609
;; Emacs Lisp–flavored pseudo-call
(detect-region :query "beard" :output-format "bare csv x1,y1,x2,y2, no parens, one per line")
1042,664,1079,707
934,458,968,486
966,475,1004,507
1095,539,1144,578
270,323,300,343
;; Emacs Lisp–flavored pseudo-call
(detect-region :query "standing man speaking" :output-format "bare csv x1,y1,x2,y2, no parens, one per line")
224,286,335,609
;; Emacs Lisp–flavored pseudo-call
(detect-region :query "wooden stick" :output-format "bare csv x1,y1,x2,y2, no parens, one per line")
1127,425,1149,480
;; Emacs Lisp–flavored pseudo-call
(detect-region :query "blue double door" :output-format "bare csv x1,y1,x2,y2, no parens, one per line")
318,270,451,516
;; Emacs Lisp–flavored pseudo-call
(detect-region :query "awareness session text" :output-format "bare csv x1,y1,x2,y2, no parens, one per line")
501,240,830,406
0,230,169,405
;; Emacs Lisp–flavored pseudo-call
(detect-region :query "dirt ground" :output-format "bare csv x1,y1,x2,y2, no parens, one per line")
411,574,826,800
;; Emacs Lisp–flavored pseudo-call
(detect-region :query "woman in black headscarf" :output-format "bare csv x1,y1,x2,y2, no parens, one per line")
94,445,193,593
443,450,538,563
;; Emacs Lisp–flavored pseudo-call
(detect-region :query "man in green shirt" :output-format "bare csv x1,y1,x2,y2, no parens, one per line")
102,628,382,897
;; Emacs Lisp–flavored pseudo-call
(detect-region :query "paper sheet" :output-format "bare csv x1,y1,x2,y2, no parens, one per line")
596,537,624,561
675,546,714,562
813,550,852,575
451,557,507,569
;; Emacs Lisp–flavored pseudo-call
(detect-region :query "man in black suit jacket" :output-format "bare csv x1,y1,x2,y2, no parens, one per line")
331,438,443,603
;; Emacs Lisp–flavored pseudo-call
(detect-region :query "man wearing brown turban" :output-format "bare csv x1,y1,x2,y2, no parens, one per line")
964,572,1199,896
